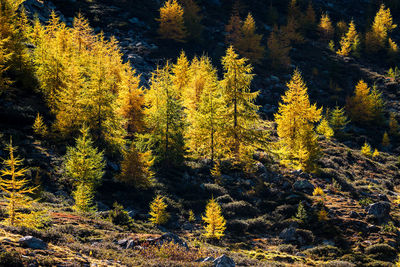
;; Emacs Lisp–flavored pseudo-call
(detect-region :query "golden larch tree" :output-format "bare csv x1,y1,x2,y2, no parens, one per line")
0,139,38,226
318,13,334,40
337,20,360,57
149,195,169,225
158,0,187,42
274,69,322,171
172,51,190,96
202,197,226,239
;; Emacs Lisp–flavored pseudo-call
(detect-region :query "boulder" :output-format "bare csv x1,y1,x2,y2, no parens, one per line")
213,254,235,267
18,236,47,250
279,227,297,243
146,233,188,250
367,201,390,221
293,180,315,194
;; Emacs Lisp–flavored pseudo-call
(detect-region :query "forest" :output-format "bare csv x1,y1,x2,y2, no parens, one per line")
1,0,400,266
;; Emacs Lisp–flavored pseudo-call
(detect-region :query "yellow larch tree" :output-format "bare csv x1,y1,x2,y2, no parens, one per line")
366,4,397,54
172,51,190,96
337,20,360,57
274,69,322,171
149,195,169,225
318,13,334,41
0,139,38,227
236,13,265,64
202,197,226,239
33,113,48,138
225,11,242,46
268,25,291,70
346,80,384,124
158,0,187,42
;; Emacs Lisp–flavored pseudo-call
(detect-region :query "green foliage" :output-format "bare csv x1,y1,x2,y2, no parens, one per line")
138,63,185,168
295,201,308,223
329,106,349,134
386,66,400,79
73,183,96,213
149,195,169,225
109,202,133,229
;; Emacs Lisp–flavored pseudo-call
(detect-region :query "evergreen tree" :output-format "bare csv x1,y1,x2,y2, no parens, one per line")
268,26,291,70
220,46,264,159
0,139,38,226
382,131,390,147
329,106,349,134
158,0,186,42
318,13,334,40
117,144,153,188
274,69,322,171
202,197,226,239
64,126,105,211
171,51,190,96
361,142,372,157
138,63,185,167
149,195,169,225
225,11,242,46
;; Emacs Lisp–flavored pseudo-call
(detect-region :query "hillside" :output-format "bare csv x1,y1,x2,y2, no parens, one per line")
1,0,400,266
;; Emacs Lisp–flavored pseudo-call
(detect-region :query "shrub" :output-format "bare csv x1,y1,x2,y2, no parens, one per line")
215,194,233,204
295,229,314,245
322,260,355,267
108,202,133,229
222,201,258,218
203,183,227,196
0,250,23,267
365,243,396,261
305,245,342,260
361,142,373,157
313,187,325,197
278,244,297,254
227,219,248,234
246,216,272,233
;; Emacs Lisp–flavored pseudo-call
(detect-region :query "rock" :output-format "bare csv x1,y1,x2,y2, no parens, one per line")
293,180,315,194
18,236,47,250
146,233,188,249
213,254,235,267
279,227,297,242
367,201,390,221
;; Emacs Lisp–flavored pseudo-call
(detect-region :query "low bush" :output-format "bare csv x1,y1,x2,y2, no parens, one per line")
108,202,133,229
222,201,258,218
227,219,249,234
202,183,227,196
0,250,23,267
305,245,342,260
365,243,396,261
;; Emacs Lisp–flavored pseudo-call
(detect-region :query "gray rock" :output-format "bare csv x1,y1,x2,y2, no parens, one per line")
367,201,390,221
279,227,297,242
19,236,47,250
146,233,188,249
293,180,315,194
213,254,235,267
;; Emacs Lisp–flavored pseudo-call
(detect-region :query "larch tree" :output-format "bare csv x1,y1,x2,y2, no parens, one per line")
337,20,360,57
117,144,153,188
225,11,242,46
220,46,264,159
268,25,291,70
274,69,322,171
366,4,397,54
236,13,265,64
158,0,187,42
346,80,384,124
318,13,334,41
64,126,105,212
185,56,228,161
171,51,190,96
0,139,38,227
304,1,316,33
138,63,185,167
33,113,48,138
149,195,169,225
329,106,349,135
181,0,203,41
202,197,226,239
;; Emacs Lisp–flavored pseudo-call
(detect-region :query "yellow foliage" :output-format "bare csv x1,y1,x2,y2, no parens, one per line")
32,113,48,137
117,144,153,188
313,187,325,197
316,118,334,140
382,131,390,147
274,69,322,171
73,183,96,213
157,0,186,42
337,20,360,57
372,148,379,158
346,80,384,124
172,51,190,95
268,25,291,70
0,138,39,227
202,197,226,239
149,195,170,225
361,142,372,157
317,209,328,221
366,4,397,54
188,210,195,222
318,13,334,40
